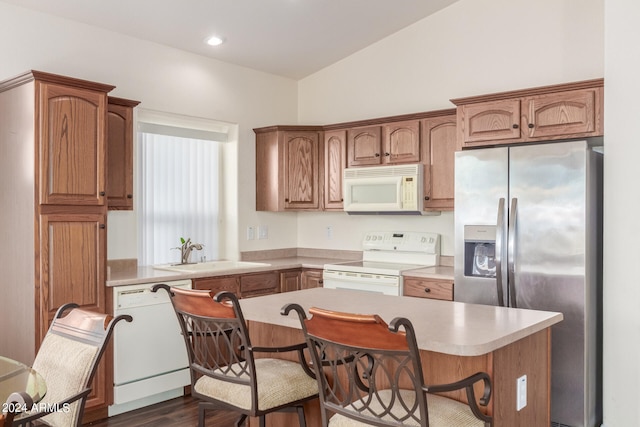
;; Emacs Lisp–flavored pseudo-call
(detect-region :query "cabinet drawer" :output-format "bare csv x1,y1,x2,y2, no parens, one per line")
193,276,239,295
240,272,279,297
403,278,453,301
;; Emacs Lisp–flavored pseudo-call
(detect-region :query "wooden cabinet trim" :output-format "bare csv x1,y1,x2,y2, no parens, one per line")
0,70,115,94
450,78,603,106
323,108,456,131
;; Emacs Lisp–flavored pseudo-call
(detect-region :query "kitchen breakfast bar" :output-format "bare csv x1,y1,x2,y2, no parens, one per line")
239,288,563,427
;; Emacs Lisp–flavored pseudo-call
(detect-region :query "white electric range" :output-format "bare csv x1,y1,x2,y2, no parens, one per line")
323,231,440,296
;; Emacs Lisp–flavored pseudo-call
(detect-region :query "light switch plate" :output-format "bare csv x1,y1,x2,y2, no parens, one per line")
516,375,527,411
258,225,268,240
246,226,255,240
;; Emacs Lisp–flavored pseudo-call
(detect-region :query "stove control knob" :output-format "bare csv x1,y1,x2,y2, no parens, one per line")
366,235,371,241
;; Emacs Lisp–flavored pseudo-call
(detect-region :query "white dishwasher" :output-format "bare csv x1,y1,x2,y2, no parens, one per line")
109,279,191,416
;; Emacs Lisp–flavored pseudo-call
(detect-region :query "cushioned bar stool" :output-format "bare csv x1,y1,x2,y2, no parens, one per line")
153,285,319,427
13,303,132,427
282,304,493,427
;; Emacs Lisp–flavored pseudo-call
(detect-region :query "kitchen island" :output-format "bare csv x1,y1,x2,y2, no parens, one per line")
239,288,563,427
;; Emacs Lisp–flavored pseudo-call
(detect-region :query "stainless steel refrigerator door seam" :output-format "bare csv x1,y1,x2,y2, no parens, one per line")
495,197,506,307
508,197,518,308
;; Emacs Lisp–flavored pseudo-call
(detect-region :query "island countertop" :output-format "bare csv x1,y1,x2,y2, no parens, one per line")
239,288,563,357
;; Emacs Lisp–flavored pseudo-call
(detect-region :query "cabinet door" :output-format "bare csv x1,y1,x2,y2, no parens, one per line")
459,99,521,146
107,98,138,210
524,88,602,140
324,130,346,210
284,132,320,210
280,270,301,293
403,277,453,301
421,116,456,211
301,269,323,290
39,82,107,206
347,126,382,166
38,212,107,409
240,272,279,298
194,276,240,295
383,120,420,164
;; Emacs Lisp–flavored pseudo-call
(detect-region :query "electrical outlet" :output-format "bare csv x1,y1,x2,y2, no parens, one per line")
258,225,268,240
246,226,255,240
326,226,332,239
516,375,527,411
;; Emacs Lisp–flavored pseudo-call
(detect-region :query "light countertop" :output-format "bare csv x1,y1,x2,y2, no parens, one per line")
402,265,454,280
239,288,563,357
106,256,359,287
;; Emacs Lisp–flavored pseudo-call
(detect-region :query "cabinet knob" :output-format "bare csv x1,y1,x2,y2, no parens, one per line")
319,280,323,285
285,198,289,202
528,123,534,129
512,124,519,129
375,153,380,157
99,191,106,196
424,288,431,293
127,194,133,199
99,224,106,229
424,196,430,201
384,152,390,156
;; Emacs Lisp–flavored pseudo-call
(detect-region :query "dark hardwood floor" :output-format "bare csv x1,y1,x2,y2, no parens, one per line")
84,396,239,427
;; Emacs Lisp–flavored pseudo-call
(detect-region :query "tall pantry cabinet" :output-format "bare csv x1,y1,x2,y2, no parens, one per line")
0,71,114,413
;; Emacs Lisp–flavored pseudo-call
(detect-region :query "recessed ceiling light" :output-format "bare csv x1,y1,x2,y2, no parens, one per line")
205,36,224,46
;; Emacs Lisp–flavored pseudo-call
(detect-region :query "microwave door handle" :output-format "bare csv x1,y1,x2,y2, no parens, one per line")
507,197,518,308
495,198,506,307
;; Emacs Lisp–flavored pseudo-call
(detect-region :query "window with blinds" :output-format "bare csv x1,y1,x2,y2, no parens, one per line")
137,121,227,266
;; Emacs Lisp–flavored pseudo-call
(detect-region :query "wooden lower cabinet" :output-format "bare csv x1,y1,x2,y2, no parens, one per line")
195,271,286,298
193,275,240,295
301,269,323,289
241,272,279,297
39,210,108,415
403,277,453,301
280,270,302,293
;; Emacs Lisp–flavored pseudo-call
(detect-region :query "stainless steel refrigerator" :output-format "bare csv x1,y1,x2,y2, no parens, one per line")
454,139,602,427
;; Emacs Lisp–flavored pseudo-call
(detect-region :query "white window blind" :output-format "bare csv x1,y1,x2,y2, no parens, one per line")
137,123,223,266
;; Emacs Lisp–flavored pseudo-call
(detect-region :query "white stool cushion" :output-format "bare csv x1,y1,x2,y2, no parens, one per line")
194,358,318,411
328,389,485,427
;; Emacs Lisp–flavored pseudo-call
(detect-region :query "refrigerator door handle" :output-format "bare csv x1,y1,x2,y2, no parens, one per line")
508,197,518,308
495,198,506,306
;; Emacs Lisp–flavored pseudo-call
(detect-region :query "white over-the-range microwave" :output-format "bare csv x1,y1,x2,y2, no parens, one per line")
343,163,425,215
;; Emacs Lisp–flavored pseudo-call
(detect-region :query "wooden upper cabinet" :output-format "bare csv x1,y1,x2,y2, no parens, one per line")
458,99,521,145
284,131,320,210
107,97,140,210
38,81,110,206
255,126,322,211
524,88,600,139
383,120,420,164
347,126,382,166
324,130,346,210
347,121,420,167
421,115,456,211
452,79,604,148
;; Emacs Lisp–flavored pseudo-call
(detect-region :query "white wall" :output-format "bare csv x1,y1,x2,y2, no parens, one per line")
297,0,604,257
603,1,640,425
0,1,301,262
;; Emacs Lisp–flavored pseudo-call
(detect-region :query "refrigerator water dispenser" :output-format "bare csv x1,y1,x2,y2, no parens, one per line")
464,225,497,278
